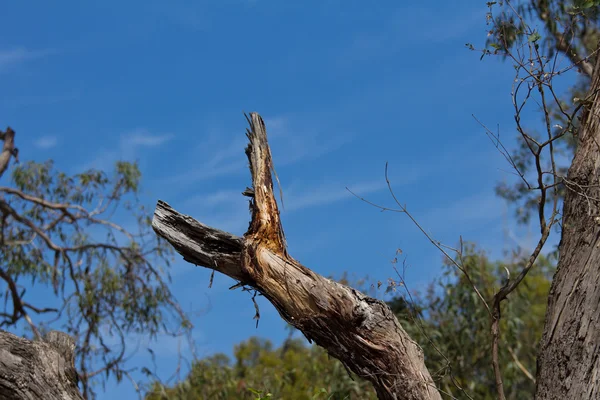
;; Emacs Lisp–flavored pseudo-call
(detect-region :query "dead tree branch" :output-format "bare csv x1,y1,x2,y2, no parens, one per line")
152,113,442,400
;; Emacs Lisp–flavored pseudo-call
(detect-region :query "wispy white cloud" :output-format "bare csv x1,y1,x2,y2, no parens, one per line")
269,116,353,167
263,116,289,138
177,161,247,183
176,158,424,233
122,128,174,147
420,191,503,236
33,136,58,149
284,180,386,212
169,115,350,185
181,180,388,216
169,135,248,184
281,163,426,212
199,135,248,170
0,48,56,73
82,128,175,171
173,179,389,241
185,190,241,208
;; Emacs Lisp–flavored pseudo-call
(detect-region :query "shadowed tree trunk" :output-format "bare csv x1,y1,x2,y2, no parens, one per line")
535,48,600,399
152,113,442,400
0,329,83,400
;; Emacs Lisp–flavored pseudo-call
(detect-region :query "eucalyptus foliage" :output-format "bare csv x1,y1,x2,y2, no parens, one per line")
0,153,190,399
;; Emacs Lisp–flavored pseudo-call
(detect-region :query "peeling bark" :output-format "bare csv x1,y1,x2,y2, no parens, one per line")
152,113,441,400
535,50,600,399
0,329,83,400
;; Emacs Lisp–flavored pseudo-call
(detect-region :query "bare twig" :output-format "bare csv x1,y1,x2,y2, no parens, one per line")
347,163,492,317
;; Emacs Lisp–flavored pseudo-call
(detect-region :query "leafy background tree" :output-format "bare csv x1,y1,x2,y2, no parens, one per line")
486,0,599,223
145,336,376,400
146,246,552,400
391,247,554,400
0,130,191,398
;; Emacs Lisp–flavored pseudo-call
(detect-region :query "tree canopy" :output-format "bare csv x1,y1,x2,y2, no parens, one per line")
145,336,376,400
147,246,553,399
0,129,190,398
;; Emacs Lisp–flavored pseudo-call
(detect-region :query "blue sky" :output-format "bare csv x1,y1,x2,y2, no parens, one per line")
1,1,569,399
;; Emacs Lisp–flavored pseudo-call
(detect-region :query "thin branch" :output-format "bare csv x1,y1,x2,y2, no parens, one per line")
507,346,535,383
529,0,595,77
347,164,492,317
0,267,42,339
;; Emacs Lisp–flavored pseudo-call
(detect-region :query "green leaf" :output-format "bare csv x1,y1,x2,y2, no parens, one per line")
573,0,599,9
528,32,541,42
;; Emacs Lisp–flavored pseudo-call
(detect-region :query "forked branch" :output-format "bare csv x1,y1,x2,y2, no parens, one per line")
152,113,442,400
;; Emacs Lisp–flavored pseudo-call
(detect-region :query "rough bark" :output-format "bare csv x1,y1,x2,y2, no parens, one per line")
152,113,441,400
0,127,18,180
535,49,600,399
0,329,83,400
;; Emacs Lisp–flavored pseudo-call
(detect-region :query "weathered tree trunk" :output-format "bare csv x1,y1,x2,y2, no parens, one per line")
535,56,600,398
152,113,441,400
0,329,83,400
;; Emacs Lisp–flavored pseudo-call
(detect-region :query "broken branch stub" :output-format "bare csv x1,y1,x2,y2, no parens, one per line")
152,112,441,400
